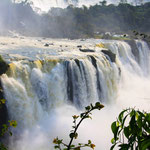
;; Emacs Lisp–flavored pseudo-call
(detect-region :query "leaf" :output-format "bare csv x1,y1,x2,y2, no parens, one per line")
74,133,78,139
124,126,130,138
110,143,117,150
57,140,62,144
95,102,101,107
145,113,150,124
130,109,135,117
118,143,129,149
137,115,142,129
137,111,145,118
10,120,17,128
111,121,119,140
129,115,136,132
88,140,91,144
9,132,12,136
118,109,128,124
111,138,115,144
0,99,6,104
85,106,90,111
122,114,129,128
69,133,75,138
54,145,59,149
95,102,104,110
141,139,150,150
80,113,84,118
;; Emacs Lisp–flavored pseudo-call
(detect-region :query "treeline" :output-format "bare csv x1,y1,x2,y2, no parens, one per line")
0,0,150,38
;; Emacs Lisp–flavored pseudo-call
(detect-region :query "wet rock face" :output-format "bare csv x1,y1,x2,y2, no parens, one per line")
126,40,140,63
101,50,116,62
0,56,9,76
44,43,49,47
145,40,150,49
79,49,95,52
0,56,9,132
0,79,8,133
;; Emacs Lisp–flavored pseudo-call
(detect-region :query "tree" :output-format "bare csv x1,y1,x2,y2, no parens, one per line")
99,0,107,6
119,0,128,4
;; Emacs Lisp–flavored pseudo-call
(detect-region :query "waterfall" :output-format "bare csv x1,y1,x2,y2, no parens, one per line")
0,39,150,149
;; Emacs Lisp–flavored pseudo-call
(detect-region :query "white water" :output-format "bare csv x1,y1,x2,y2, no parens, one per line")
1,38,150,150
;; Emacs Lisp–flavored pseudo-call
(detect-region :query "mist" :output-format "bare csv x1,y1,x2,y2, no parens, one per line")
0,0,41,36
23,0,150,12
0,0,150,38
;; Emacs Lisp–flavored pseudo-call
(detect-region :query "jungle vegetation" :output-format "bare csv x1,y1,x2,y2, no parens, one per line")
0,0,150,38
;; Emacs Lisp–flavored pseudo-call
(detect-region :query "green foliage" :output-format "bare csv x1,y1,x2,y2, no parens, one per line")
0,99,17,150
0,120,17,137
1,1,150,38
0,99,6,108
53,102,104,150
0,144,7,150
111,108,150,150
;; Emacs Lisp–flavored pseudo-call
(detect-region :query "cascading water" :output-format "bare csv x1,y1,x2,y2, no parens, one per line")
0,38,150,150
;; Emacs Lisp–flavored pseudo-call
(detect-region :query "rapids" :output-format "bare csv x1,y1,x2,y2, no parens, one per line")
0,37,150,150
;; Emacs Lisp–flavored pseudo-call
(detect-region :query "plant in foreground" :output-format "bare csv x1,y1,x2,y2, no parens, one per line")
0,99,17,150
53,102,104,150
111,108,150,150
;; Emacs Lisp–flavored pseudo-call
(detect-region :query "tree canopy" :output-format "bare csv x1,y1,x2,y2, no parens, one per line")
0,1,150,38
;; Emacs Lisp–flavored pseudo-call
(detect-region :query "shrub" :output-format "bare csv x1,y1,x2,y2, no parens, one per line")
111,108,150,150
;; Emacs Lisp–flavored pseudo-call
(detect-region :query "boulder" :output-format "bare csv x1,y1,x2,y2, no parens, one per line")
44,43,49,47
79,49,95,52
77,45,82,48
0,56,9,75
101,50,116,62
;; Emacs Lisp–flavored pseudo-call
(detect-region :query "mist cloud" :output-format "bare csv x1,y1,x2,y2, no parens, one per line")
28,0,150,12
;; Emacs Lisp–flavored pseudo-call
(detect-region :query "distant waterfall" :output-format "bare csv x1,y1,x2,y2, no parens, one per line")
1,39,150,150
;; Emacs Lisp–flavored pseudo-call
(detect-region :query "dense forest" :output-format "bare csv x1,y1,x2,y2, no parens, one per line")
0,0,150,38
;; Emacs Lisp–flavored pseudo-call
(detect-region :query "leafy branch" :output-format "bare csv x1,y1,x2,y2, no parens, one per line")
111,108,150,150
53,102,104,150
